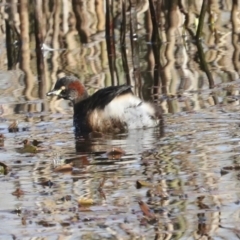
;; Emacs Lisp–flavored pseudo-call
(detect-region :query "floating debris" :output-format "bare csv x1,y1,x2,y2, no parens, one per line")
18,139,38,154
0,161,10,175
136,180,152,189
31,139,43,146
12,188,25,197
78,198,94,206
37,220,56,227
54,163,73,173
8,120,19,133
106,147,125,159
40,179,54,188
56,195,72,204
138,201,155,219
0,133,4,147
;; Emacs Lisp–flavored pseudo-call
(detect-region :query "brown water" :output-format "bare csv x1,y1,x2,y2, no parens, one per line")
0,1,240,239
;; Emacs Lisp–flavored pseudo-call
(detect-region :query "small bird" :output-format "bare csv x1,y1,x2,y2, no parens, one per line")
47,76,162,136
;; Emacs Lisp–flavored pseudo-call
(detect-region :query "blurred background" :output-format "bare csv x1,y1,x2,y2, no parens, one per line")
2,0,239,116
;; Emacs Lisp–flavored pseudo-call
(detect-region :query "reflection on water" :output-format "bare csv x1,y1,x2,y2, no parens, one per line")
0,0,240,239
75,127,163,153
2,111,240,239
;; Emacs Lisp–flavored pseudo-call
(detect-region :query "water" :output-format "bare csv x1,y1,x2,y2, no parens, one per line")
0,0,240,239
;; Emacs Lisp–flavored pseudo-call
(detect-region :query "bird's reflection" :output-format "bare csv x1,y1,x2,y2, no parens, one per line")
74,120,164,154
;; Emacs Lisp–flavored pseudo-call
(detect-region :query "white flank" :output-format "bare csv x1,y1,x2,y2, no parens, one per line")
89,93,159,131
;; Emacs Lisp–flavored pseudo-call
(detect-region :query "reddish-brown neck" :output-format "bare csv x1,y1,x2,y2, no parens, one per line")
68,81,88,102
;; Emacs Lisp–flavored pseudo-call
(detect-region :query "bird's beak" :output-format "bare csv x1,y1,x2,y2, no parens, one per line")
46,89,62,97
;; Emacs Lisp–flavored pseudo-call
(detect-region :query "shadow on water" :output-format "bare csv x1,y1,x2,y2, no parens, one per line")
1,0,240,239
